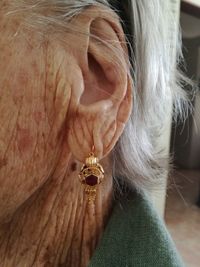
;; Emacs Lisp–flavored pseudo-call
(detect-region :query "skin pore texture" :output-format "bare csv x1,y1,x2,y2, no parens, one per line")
0,2,132,267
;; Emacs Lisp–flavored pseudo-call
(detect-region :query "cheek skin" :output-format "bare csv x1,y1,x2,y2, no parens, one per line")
0,32,72,222
16,125,34,155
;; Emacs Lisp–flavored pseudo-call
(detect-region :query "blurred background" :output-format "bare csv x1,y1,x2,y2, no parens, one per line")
118,1,200,265
163,1,200,267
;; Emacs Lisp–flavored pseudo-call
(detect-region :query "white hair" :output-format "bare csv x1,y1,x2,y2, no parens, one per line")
6,0,192,193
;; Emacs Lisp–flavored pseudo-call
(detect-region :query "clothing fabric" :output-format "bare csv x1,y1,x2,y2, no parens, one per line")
88,190,184,267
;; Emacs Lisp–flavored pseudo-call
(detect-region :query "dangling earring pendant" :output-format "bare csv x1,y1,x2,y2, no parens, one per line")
79,150,104,204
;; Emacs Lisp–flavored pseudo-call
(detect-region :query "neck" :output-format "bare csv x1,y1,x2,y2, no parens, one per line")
0,155,113,267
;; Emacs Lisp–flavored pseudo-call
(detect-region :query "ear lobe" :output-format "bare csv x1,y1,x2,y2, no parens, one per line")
67,6,132,162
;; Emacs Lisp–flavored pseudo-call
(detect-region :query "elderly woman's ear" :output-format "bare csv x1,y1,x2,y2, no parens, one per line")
65,6,132,162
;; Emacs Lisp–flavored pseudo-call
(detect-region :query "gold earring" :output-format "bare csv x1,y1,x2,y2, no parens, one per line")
79,146,104,204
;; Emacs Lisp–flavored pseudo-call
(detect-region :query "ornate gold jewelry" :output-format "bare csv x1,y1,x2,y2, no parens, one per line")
79,150,104,204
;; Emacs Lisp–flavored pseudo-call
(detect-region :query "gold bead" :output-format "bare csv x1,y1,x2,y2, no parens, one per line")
85,153,98,166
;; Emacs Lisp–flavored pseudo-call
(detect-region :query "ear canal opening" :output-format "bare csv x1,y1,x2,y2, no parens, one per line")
80,52,115,105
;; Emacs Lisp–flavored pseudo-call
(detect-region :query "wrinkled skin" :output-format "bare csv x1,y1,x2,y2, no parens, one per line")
0,2,132,266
